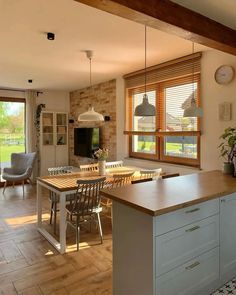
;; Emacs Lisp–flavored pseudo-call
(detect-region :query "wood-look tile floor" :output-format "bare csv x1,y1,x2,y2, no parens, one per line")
0,184,112,295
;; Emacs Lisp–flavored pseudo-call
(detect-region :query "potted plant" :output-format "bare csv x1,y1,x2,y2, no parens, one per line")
218,127,236,174
94,148,109,175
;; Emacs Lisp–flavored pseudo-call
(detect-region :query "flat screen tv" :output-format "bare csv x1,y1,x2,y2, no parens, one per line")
74,127,100,157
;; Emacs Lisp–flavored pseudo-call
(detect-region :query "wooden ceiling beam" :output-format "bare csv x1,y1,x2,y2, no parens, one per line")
74,0,236,55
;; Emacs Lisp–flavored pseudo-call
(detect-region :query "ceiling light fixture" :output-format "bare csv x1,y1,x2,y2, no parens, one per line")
47,32,55,41
78,51,104,122
134,26,155,117
183,43,203,118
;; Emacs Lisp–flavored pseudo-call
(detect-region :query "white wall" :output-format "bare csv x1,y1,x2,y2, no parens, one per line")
36,90,70,112
201,50,236,171
116,49,236,175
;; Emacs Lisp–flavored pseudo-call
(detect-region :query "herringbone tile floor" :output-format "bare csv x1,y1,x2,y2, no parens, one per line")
0,184,112,294
1,183,235,295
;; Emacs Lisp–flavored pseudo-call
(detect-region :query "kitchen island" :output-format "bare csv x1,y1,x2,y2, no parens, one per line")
100,170,236,295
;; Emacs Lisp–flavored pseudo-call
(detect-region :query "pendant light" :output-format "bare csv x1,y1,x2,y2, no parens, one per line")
78,50,104,122
183,43,203,118
134,26,155,117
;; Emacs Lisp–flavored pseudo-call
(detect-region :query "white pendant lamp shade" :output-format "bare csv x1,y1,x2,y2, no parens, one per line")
134,26,155,117
78,106,104,122
77,50,104,122
183,99,203,117
134,94,156,116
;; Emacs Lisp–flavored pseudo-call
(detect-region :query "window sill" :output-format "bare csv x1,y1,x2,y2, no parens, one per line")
124,156,202,171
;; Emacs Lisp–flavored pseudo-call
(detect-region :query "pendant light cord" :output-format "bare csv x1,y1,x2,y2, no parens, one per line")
89,57,92,87
144,25,147,95
192,42,195,104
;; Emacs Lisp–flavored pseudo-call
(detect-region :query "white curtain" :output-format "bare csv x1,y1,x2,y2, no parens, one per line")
25,90,37,179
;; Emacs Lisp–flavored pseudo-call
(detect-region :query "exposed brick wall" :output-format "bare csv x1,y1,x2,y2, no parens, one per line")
69,79,117,167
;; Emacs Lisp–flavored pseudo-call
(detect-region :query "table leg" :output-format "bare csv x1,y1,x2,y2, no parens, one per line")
59,192,67,254
37,181,42,227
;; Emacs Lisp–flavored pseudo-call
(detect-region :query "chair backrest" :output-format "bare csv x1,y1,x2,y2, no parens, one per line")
112,171,134,188
105,161,124,169
131,178,153,184
70,177,106,216
162,173,180,179
80,163,98,172
11,152,37,175
48,166,73,176
140,168,162,180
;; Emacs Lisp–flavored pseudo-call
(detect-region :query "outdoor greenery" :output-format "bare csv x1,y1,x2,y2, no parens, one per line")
218,127,236,163
0,145,25,162
137,141,197,158
0,101,25,164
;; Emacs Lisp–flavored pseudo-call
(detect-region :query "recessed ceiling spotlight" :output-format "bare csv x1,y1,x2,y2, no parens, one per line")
28,79,33,83
47,32,55,40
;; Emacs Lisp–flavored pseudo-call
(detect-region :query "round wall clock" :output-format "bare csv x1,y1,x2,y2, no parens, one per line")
215,65,235,85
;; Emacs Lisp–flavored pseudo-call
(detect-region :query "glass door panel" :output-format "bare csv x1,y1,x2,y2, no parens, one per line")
0,100,25,180
56,113,67,145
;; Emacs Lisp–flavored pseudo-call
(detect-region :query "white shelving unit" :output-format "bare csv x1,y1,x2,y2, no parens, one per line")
40,111,68,176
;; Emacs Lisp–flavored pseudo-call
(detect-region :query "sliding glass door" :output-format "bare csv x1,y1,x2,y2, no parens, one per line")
0,98,26,181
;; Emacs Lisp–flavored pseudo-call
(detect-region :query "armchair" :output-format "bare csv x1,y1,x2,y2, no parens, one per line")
2,152,37,197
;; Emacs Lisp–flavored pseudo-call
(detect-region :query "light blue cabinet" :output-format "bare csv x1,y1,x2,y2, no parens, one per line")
113,194,236,295
220,193,236,284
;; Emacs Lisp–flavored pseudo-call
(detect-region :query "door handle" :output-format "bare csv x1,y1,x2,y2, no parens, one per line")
185,225,200,232
185,261,200,270
185,208,200,214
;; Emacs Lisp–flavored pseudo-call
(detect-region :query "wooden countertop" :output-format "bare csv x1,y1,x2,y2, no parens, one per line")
100,170,236,216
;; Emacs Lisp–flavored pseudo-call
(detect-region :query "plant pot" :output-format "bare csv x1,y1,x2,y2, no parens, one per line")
222,162,234,174
98,160,106,176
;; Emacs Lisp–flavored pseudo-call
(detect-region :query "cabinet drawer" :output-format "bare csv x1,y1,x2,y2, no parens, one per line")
155,214,219,276
155,247,219,295
155,198,219,236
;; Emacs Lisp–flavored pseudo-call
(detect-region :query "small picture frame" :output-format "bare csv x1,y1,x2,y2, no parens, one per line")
218,102,232,121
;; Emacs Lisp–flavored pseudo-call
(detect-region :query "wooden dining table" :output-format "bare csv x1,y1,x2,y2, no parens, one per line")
36,166,142,253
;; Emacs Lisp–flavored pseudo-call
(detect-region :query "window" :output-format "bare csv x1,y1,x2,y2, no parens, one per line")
126,74,201,167
0,98,26,180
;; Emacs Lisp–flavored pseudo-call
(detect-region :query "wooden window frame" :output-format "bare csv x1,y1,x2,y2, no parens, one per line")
125,74,201,167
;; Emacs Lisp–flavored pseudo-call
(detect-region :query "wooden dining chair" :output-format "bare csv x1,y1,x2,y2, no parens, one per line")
101,172,134,225
48,166,74,234
80,163,98,172
112,171,135,188
139,168,162,180
105,160,124,169
66,177,106,251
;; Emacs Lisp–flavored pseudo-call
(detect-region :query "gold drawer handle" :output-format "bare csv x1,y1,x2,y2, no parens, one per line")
185,208,200,214
185,225,200,232
185,261,200,270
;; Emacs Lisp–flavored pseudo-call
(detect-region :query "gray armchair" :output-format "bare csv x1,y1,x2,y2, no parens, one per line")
2,152,37,197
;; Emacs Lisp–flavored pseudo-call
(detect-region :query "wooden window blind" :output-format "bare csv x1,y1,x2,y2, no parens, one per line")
124,52,201,89
124,53,202,167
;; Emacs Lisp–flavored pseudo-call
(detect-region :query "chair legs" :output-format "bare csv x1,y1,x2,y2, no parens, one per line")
53,201,57,234
22,181,24,198
3,181,7,194
49,198,58,234
76,217,80,251
3,180,27,198
97,213,103,244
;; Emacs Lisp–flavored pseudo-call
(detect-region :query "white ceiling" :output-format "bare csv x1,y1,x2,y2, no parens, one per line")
0,0,234,91
171,0,236,30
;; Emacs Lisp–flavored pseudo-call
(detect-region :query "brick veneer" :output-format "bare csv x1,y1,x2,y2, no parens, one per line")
69,79,117,167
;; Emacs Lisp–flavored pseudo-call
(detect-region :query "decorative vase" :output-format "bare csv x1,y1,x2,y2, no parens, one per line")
222,162,234,174
98,160,106,176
